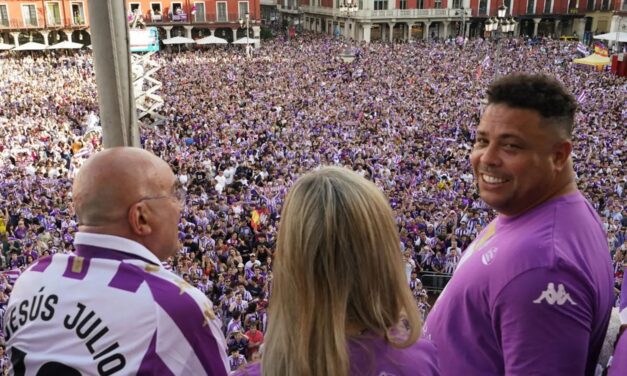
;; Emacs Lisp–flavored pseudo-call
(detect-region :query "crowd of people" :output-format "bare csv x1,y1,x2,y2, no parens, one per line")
0,31,625,371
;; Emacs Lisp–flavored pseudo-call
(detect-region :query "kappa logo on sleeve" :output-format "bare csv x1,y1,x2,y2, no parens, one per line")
533,283,577,306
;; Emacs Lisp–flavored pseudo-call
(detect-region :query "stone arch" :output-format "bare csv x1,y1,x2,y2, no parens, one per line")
214,27,233,43
171,25,186,37
18,31,44,45
236,27,254,39
72,30,91,44
192,27,212,38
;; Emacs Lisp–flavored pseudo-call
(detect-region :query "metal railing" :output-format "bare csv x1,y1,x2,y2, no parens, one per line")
0,18,38,28
0,17,87,29
298,6,465,19
145,13,257,24
418,272,453,294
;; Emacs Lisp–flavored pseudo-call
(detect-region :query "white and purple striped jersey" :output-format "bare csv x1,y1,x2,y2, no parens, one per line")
3,233,229,375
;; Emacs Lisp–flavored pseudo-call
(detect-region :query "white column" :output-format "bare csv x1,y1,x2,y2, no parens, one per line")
609,15,621,50
363,23,372,43
232,28,238,41
10,32,21,47
184,25,193,39
533,18,541,37
40,30,50,46
423,21,431,40
574,18,585,40
163,26,173,39
407,22,414,42
87,0,139,147
443,21,450,39
554,20,560,38
388,22,395,42
253,26,261,48
64,30,73,42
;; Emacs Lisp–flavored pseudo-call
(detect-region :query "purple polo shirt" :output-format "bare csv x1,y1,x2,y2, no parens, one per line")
609,331,627,376
608,279,627,375
234,336,439,375
424,192,613,375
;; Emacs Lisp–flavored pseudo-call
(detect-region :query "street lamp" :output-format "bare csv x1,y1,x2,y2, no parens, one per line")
238,12,251,58
338,0,358,63
484,4,517,77
454,0,470,40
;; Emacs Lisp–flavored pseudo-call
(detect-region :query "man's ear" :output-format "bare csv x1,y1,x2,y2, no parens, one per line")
128,202,152,236
552,140,572,172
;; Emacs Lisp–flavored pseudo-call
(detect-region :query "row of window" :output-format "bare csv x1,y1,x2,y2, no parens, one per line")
129,1,250,23
338,0,616,12
0,2,85,28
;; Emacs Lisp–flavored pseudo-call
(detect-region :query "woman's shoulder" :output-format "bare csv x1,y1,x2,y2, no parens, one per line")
349,336,439,376
232,362,261,376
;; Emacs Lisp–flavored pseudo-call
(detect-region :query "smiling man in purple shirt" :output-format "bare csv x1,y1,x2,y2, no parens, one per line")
608,277,627,375
424,74,613,376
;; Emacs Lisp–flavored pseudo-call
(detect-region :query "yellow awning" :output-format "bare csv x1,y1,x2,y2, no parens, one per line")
573,53,611,66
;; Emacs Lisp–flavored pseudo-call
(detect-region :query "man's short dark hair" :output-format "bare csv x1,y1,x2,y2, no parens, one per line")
486,74,577,138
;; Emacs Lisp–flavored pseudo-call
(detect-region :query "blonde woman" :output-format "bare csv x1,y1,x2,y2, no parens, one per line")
235,166,439,376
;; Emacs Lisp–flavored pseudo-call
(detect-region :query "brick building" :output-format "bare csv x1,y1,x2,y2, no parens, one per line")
0,0,623,45
0,0,262,47
279,0,626,42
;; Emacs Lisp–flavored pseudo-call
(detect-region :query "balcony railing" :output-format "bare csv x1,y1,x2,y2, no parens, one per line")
145,13,257,24
0,18,38,28
299,6,464,19
48,18,63,26
0,17,88,29
418,272,453,294
72,16,86,26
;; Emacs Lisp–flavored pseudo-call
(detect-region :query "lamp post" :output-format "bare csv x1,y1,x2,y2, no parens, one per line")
484,4,516,77
613,17,625,55
454,0,470,40
338,0,358,63
238,11,251,58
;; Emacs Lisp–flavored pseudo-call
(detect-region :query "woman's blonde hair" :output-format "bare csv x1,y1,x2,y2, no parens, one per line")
262,166,421,376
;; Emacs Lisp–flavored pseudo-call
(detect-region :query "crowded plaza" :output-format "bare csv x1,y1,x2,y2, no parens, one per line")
0,30,625,373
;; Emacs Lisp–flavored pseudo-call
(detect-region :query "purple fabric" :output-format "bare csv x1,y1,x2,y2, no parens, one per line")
134,264,228,376
424,192,613,376
233,336,439,376
62,255,91,280
137,330,175,376
609,331,627,376
621,279,627,313
29,255,53,272
108,262,145,293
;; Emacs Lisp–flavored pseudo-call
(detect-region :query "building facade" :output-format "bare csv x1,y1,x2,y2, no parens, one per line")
0,0,262,47
0,0,622,46
279,0,625,42
0,0,90,46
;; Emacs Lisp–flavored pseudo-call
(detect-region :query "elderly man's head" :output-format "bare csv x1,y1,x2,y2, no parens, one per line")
73,147,183,260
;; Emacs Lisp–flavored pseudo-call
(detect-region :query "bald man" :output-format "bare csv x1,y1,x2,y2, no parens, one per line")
3,148,229,375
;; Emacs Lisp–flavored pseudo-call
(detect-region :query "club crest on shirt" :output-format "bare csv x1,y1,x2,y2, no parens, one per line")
457,222,497,269
481,247,498,266
533,283,577,306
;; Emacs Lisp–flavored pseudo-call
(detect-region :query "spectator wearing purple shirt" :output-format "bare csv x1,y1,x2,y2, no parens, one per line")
424,74,614,375
608,277,627,375
236,167,438,376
